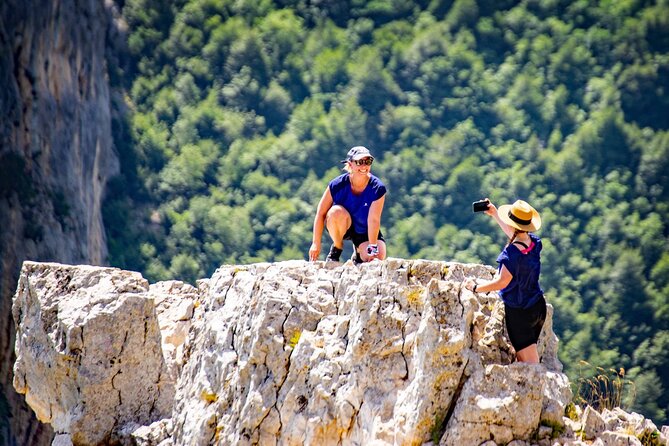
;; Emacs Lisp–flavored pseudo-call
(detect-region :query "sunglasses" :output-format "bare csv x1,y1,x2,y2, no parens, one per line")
353,158,373,166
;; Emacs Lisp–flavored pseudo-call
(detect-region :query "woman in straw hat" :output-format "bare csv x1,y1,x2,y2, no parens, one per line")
464,199,547,363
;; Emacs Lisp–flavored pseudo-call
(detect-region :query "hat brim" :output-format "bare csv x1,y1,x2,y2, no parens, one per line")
498,204,542,232
351,154,373,161
342,154,374,163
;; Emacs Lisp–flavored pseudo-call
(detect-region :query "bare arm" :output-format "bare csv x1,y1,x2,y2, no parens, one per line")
309,188,333,261
464,264,513,293
485,200,515,239
367,195,385,245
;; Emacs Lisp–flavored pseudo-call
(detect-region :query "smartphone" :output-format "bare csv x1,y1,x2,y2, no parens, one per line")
472,199,490,213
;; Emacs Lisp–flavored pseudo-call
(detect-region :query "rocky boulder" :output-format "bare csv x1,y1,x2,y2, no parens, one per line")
12,263,172,445
13,259,667,445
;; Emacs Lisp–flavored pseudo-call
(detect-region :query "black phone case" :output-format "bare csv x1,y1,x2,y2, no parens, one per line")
472,200,489,212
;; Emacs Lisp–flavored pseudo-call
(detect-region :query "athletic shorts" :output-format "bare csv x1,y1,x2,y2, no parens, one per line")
343,227,385,248
504,295,547,352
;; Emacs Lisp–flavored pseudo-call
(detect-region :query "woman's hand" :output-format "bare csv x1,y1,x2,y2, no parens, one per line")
309,242,321,261
463,277,477,291
484,199,498,217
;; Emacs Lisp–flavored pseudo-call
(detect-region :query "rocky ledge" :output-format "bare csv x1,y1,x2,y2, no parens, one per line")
12,260,668,445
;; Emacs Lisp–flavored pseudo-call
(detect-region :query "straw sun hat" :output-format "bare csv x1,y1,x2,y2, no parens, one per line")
498,200,542,232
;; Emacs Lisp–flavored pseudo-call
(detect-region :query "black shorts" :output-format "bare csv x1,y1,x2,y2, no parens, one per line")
505,295,546,352
343,227,385,248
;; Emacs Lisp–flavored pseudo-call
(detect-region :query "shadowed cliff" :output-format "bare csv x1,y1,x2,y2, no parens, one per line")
0,1,122,444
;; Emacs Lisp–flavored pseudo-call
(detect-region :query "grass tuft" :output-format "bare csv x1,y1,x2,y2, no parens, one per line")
637,428,662,446
573,361,636,412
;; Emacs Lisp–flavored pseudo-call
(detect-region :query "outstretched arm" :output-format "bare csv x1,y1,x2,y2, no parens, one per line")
309,188,333,261
367,195,385,245
485,200,515,239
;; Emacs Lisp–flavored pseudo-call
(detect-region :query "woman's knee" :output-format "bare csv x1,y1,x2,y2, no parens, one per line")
326,205,351,227
516,344,540,363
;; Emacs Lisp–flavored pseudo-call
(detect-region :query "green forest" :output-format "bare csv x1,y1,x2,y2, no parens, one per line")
104,0,669,424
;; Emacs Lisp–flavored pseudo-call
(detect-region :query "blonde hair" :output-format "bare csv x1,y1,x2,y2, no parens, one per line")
343,162,352,173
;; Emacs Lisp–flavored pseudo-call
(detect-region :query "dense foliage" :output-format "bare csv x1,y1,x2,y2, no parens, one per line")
104,0,669,424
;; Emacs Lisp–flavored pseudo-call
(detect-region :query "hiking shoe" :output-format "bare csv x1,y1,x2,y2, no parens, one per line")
351,250,363,265
326,245,343,262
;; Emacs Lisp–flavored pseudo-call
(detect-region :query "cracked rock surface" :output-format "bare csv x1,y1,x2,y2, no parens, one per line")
15,258,573,445
12,262,174,445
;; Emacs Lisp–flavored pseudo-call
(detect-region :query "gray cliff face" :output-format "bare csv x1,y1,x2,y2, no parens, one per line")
0,0,120,444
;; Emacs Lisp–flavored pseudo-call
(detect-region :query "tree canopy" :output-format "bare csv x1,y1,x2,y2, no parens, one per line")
104,0,669,424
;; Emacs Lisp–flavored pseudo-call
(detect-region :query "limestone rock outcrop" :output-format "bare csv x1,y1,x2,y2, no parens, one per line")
12,263,172,445
12,259,668,446
170,258,564,446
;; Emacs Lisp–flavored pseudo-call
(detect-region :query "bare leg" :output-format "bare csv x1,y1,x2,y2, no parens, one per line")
358,240,387,262
515,344,540,363
326,205,352,249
